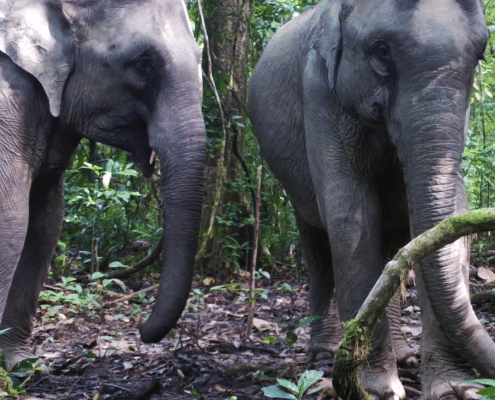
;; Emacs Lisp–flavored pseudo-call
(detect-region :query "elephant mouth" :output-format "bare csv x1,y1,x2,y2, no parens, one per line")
98,113,156,178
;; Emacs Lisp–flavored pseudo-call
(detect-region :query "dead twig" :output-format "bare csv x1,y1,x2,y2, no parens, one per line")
246,165,263,337
103,284,158,307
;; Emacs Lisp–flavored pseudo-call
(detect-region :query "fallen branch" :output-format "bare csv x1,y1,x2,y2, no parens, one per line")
103,237,163,280
103,284,159,307
333,208,495,400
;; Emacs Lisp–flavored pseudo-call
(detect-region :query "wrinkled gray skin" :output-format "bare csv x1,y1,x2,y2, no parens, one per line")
320,291,418,369
0,0,205,370
249,0,491,398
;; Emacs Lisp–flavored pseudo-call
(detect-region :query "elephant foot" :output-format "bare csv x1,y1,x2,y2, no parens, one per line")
307,337,340,362
359,341,405,400
391,337,418,368
420,380,484,400
1,347,46,375
359,363,405,400
420,355,481,400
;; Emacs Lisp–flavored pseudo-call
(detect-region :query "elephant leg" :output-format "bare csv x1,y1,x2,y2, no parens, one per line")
0,171,65,370
0,53,57,369
381,230,418,369
322,190,403,398
387,291,418,369
308,289,417,368
294,212,340,361
0,182,30,320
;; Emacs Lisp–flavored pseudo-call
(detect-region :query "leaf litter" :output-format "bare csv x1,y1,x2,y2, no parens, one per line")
21,263,495,400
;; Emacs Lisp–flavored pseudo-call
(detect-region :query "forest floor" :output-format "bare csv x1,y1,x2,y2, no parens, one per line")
15,262,495,400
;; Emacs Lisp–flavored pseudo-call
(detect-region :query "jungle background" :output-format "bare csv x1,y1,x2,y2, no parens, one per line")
14,0,495,399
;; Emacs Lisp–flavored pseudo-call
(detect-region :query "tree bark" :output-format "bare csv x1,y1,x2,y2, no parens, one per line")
197,0,255,273
333,208,495,400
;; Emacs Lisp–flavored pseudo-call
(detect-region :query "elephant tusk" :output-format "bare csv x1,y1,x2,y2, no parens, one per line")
149,150,157,165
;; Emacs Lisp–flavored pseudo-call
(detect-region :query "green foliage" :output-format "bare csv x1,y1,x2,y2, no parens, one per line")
0,351,43,396
465,379,495,400
262,316,321,346
262,370,324,399
39,276,101,319
463,2,495,209
58,141,161,275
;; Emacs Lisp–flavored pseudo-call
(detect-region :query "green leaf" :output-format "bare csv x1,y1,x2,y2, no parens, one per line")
91,272,106,280
297,370,324,394
466,379,495,387
260,270,271,279
277,283,295,292
262,385,298,399
109,261,128,269
294,315,321,330
286,331,298,346
276,379,298,393
10,358,39,375
477,387,495,397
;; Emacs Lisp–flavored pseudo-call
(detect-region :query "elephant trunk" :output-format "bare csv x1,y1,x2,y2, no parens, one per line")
394,85,495,376
139,85,205,343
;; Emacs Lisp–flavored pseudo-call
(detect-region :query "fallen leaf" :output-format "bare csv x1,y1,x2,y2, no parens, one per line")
478,267,495,284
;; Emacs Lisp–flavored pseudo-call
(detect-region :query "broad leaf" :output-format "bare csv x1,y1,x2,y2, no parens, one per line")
297,370,324,394
262,385,297,399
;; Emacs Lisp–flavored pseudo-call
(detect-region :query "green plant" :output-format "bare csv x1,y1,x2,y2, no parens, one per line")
465,379,495,399
39,276,101,319
57,142,162,276
277,283,295,293
262,370,324,399
0,353,43,396
262,316,321,347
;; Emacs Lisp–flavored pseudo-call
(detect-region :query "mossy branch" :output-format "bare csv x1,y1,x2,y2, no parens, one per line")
333,208,495,400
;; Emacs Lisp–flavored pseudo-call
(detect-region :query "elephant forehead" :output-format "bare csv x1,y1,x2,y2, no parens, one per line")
83,1,198,64
409,0,470,49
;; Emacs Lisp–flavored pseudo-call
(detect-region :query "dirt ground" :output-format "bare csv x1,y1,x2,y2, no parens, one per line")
16,262,495,400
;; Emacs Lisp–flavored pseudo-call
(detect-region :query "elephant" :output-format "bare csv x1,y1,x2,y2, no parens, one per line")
0,0,205,370
248,0,491,398
320,291,418,369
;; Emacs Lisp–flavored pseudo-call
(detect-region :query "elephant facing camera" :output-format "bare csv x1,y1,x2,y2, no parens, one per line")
249,0,491,399
0,0,206,371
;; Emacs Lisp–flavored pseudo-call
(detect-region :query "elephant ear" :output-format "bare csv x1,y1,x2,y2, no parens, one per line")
313,1,350,91
0,0,73,117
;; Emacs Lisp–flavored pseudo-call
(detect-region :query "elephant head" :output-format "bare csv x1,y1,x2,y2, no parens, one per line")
317,0,493,374
0,0,205,343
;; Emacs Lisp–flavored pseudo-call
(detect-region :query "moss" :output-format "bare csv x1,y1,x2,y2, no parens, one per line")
333,319,375,400
0,368,13,394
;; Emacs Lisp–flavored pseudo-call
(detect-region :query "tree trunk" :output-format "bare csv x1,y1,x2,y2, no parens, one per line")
198,0,255,273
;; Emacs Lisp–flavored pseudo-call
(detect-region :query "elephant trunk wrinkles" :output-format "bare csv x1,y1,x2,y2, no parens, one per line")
139,91,205,343
400,117,495,376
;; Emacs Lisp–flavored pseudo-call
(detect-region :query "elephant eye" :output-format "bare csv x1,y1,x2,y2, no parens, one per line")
133,55,153,75
370,41,392,62
368,41,394,77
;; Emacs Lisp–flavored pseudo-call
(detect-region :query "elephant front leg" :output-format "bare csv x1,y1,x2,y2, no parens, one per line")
388,291,418,369
316,179,404,399
0,172,65,371
294,213,341,361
